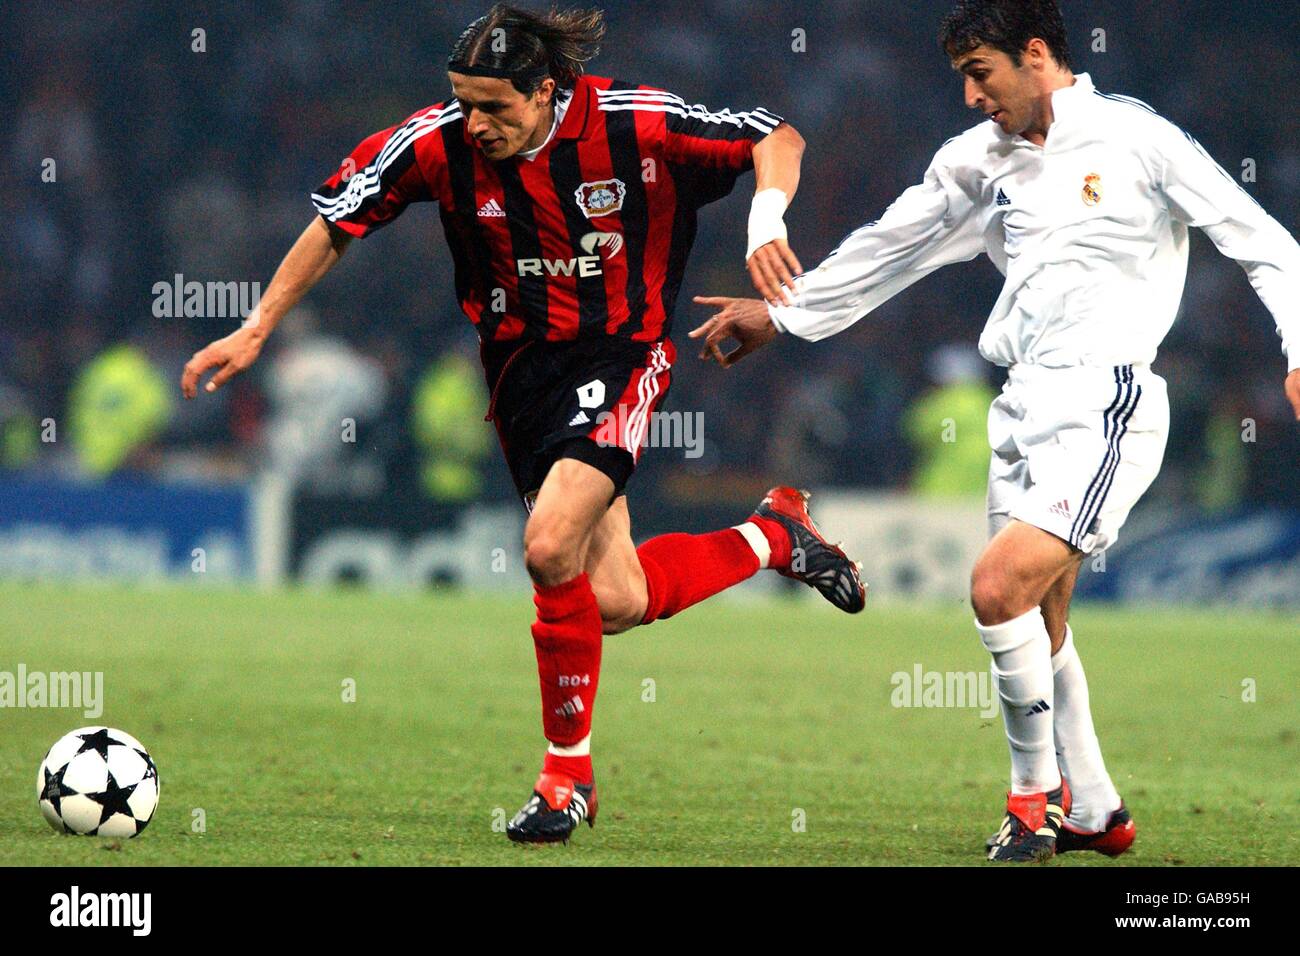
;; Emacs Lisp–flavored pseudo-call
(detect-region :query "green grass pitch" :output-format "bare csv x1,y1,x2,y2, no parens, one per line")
1,581,1295,866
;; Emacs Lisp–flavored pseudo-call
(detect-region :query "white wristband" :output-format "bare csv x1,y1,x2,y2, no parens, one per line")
746,188,789,262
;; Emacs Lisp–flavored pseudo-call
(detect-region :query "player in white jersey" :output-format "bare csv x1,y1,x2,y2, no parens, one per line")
689,0,1300,862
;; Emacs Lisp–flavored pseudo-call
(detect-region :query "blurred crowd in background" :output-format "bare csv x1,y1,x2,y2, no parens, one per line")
4,0,1298,513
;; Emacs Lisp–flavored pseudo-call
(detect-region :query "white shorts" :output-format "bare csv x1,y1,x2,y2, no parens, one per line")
986,364,1169,553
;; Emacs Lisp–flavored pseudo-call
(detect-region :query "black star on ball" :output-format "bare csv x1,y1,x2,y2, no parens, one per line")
42,765,77,820
87,772,139,830
136,749,158,782
75,728,128,760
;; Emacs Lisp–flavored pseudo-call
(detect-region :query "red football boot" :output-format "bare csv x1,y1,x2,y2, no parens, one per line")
987,777,1072,862
751,487,867,613
506,772,598,845
1057,802,1136,856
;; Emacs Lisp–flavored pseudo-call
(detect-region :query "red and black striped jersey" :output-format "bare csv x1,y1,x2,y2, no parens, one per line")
311,74,781,351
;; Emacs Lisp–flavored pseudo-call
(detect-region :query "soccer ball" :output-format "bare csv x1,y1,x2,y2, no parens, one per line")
37,727,159,837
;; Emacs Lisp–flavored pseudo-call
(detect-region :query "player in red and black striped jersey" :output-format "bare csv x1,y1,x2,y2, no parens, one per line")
181,3,865,845
310,75,783,351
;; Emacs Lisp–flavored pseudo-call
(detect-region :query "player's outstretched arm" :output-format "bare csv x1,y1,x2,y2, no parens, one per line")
748,123,805,305
180,217,351,398
1155,123,1300,418
690,142,985,367
657,94,803,305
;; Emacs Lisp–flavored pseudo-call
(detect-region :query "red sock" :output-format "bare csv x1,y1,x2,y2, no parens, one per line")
532,573,603,747
542,750,593,786
638,527,767,624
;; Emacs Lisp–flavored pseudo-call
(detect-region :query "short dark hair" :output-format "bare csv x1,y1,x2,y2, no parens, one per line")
940,0,1073,69
449,4,606,96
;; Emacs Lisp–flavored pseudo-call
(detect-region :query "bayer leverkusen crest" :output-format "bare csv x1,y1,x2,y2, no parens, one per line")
574,178,626,219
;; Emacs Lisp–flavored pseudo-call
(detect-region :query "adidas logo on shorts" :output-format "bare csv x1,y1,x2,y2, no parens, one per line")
1049,499,1072,520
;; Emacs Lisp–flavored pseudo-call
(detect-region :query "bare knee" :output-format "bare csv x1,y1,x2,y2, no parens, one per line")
970,562,1032,626
972,522,1081,628
523,520,582,587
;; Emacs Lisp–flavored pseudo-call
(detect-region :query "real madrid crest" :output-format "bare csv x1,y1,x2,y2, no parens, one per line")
1082,172,1102,206
574,178,626,219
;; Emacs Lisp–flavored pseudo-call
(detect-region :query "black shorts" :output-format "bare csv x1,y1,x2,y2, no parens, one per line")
483,337,676,510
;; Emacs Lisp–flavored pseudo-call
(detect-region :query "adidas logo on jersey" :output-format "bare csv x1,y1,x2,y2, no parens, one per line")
478,198,506,218
568,410,591,427
996,188,1011,207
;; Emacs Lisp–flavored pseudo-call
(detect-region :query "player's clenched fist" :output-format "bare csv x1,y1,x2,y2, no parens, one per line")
688,295,777,368
181,325,267,398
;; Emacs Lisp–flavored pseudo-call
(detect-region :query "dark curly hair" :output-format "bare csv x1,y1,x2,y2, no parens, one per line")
940,0,1073,69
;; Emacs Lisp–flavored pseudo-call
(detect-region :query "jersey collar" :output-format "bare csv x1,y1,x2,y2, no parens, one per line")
556,76,595,141
516,92,571,161
997,72,1095,148
1050,72,1095,119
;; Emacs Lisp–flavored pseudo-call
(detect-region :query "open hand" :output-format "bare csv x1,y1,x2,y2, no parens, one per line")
181,325,267,398
688,296,777,368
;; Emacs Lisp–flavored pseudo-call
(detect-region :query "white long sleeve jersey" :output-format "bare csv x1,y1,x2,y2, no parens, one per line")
770,73,1300,373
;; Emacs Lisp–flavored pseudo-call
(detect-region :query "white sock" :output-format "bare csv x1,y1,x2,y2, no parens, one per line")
1053,626,1122,831
547,733,591,758
977,607,1061,795
733,521,771,569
